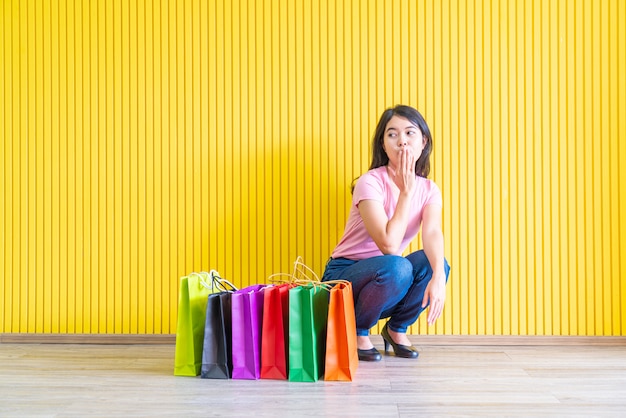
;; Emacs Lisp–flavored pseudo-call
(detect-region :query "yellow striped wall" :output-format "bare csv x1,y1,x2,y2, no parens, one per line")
1,0,624,336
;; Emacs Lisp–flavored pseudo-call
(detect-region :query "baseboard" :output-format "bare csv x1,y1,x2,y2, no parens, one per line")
1,333,624,346
405,335,626,346
0,333,176,344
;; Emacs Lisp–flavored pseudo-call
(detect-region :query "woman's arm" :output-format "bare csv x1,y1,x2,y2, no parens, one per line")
421,203,447,325
357,191,413,255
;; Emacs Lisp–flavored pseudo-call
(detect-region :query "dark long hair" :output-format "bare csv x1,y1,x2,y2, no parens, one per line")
369,105,433,177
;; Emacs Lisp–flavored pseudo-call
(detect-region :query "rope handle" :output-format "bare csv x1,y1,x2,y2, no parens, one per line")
210,270,238,292
187,271,214,290
292,256,320,282
266,256,350,291
267,272,300,283
266,256,319,284
187,270,238,292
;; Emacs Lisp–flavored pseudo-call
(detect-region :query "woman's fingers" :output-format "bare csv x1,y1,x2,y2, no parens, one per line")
401,148,413,174
427,301,442,325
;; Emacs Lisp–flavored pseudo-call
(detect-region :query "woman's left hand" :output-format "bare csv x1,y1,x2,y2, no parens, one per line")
422,272,447,325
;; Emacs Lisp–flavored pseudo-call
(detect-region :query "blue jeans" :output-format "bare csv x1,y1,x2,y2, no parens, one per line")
322,251,451,336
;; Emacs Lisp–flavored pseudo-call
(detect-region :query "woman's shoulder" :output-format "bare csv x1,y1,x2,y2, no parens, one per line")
360,166,387,182
416,175,438,187
415,176,441,192
353,167,387,198
356,167,388,188
415,177,442,206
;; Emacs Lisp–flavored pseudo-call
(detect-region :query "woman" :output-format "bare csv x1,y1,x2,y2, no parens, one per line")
322,105,451,361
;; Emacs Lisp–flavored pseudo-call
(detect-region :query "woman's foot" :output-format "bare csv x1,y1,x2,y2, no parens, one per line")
356,336,382,362
386,328,412,346
381,323,419,359
357,336,375,350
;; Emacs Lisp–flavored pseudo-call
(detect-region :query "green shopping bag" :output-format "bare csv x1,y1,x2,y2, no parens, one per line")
174,272,214,376
288,284,329,382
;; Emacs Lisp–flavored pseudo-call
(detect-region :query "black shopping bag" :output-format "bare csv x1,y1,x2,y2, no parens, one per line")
200,291,233,379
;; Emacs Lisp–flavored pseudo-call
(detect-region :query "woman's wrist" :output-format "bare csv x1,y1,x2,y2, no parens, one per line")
431,268,446,283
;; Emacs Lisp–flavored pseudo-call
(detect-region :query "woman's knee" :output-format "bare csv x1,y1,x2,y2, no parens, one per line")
377,255,413,286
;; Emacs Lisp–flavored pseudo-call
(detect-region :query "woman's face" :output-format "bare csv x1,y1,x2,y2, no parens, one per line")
382,115,426,170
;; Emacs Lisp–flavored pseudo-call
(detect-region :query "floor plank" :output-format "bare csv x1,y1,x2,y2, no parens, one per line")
1,340,625,417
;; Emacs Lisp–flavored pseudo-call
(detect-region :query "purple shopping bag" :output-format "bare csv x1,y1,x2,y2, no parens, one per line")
231,284,266,379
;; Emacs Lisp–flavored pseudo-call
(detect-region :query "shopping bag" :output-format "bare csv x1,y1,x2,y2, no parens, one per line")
201,291,234,379
174,272,214,376
324,281,359,381
288,284,329,382
231,284,267,380
260,283,292,380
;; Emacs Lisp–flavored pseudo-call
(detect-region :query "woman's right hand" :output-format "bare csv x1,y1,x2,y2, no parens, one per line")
388,147,416,195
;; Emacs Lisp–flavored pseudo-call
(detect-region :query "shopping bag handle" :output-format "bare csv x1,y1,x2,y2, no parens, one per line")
187,270,238,292
188,272,214,290
266,256,338,292
209,270,238,292
267,272,299,283
266,256,317,284
292,256,320,282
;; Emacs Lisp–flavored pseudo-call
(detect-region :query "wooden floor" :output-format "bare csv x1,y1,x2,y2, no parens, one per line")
1,338,625,417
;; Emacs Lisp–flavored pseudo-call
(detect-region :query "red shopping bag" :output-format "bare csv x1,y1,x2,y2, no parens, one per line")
260,284,292,379
324,281,358,381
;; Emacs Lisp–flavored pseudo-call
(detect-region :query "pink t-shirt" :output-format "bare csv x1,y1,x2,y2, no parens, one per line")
331,166,442,260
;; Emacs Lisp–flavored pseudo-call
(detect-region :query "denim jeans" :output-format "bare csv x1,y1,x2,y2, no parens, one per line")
321,251,451,336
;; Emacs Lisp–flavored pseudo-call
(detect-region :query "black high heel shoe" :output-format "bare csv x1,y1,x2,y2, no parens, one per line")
357,347,382,362
381,323,419,359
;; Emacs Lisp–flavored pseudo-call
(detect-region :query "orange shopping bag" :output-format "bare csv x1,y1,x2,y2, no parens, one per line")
324,281,358,381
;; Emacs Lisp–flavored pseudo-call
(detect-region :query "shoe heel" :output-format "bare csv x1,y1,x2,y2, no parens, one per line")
383,338,390,352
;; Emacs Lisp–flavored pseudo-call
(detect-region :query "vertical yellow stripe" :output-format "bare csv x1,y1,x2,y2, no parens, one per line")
565,0,577,335
489,0,500,335
12,0,23,330
58,0,68,334
616,0,626,336
199,0,208,276
160,0,168,332
122,0,131,334
136,0,146,333
0,0,4,332
144,0,155,333
599,0,611,335
15,0,22,329
476,0,487,336
80,0,88,334
128,0,137,334
23,0,31,333
191,0,201,275
515,0,525,335
50,0,60,334
147,0,157,332
2,0,10,332
553,2,572,335
66,0,77,333
585,0,598,335
226,0,237,285
576,0,589,335
207,0,217,282
26,0,36,333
